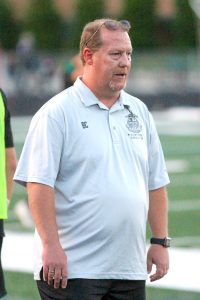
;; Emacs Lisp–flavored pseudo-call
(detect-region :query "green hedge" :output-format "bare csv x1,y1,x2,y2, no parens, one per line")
25,0,64,50
0,0,20,49
0,0,198,50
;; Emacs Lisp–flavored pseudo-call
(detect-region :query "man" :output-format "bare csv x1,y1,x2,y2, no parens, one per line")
14,19,170,300
0,89,17,298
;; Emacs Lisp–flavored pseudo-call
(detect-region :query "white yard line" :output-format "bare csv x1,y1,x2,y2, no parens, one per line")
169,199,200,211
169,174,200,186
172,236,200,247
2,231,200,292
153,108,200,136
156,125,200,136
148,247,200,292
166,159,190,173
2,231,34,273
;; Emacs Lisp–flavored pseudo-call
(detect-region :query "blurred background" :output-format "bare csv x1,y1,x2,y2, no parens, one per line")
0,0,200,299
0,0,200,112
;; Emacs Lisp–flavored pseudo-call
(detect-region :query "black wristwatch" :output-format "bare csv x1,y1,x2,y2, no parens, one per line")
150,237,171,248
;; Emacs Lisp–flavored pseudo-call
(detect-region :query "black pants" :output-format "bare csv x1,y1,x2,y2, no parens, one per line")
0,220,7,298
37,278,146,300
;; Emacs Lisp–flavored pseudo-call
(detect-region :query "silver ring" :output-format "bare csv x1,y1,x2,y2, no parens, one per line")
49,270,55,275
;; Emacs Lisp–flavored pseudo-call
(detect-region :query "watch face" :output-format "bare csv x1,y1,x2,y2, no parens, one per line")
165,238,171,247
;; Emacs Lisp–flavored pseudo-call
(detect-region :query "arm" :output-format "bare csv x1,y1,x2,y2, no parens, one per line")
6,147,17,201
2,89,17,202
27,182,67,289
147,186,169,282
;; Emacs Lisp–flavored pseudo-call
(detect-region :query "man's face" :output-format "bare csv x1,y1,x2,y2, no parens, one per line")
92,29,132,95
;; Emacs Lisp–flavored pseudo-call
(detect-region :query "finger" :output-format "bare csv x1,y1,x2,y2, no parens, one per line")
61,276,68,289
150,271,163,282
48,269,55,286
150,274,158,282
53,269,62,289
43,266,49,281
150,267,166,282
61,270,68,289
150,273,162,282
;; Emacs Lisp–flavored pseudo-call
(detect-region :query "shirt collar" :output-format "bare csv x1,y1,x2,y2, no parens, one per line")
74,77,101,107
74,77,131,110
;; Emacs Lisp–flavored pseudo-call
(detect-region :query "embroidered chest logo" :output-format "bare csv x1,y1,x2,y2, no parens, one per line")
125,110,143,140
126,112,142,133
81,121,89,129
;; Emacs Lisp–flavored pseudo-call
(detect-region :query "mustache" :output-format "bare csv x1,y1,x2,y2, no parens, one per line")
113,69,129,76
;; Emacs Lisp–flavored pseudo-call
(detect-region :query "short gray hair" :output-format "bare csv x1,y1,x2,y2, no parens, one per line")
80,18,131,64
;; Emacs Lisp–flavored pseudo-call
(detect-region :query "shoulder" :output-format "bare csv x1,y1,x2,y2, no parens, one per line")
35,87,73,115
30,86,78,131
0,89,7,107
0,89,10,119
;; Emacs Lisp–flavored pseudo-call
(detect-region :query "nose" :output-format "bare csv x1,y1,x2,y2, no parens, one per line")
119,53,131,67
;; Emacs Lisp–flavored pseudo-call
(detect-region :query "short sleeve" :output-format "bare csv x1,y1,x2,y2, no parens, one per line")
14,110,64,187
148,113,170,190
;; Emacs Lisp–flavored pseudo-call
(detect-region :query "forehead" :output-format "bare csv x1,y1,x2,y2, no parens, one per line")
100,28,132,50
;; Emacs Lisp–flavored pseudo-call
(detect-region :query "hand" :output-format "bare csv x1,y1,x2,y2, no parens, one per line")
42,243,68,289
147,244,169,282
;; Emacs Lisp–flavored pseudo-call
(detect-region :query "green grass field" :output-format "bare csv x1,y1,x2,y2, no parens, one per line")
4,113,200,299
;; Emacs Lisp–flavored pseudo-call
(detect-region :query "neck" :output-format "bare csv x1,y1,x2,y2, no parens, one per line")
94,91,119,108
81,75,120,109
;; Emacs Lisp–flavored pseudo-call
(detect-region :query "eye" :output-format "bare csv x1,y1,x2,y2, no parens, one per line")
127,52,132,60
111,52,121,59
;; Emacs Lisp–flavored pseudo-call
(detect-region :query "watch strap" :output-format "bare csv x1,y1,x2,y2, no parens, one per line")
150,237,171,248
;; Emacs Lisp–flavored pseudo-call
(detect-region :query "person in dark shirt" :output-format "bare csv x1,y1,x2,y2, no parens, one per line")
0,89,17,298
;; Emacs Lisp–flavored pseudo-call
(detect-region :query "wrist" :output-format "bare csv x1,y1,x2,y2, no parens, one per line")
150,237,171,248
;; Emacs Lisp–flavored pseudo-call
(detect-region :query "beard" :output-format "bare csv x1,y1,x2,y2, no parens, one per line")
109,79,127,92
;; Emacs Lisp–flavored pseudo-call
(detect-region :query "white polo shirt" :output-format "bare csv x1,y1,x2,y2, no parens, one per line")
14,77,170,280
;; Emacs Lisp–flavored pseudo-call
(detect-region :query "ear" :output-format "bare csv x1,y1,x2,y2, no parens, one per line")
83,48,93,65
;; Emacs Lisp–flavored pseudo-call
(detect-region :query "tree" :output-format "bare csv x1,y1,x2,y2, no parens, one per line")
0,0,20,49
120,0,156,49
173,0,196,49
25,0,64,50
71,0,105,49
